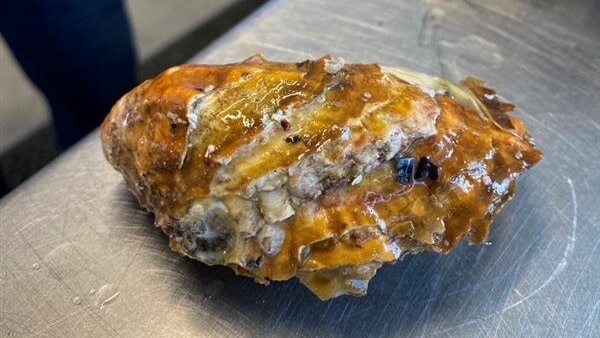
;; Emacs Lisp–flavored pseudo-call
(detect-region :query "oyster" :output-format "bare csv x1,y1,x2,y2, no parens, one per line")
101,55,542,300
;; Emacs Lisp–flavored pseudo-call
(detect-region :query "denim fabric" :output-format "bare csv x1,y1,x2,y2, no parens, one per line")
1,0,137,149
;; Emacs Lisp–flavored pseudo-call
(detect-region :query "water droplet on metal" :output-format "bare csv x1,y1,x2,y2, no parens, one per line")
92,284,120,309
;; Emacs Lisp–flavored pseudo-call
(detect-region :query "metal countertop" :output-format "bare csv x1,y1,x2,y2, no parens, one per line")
1,0,599,337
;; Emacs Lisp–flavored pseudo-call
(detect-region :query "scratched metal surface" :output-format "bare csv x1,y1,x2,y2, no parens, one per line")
1,0,599,337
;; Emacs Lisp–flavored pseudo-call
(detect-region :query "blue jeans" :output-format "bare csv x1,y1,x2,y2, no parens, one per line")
0,0,137,149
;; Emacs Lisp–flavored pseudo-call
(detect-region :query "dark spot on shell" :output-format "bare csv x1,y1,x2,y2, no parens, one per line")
246,255,263,269
286,134,301,143
415,157,440,181
395,157,415,184
296,60,310,70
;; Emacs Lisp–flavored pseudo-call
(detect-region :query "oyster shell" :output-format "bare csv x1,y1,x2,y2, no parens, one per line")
101,55,542,300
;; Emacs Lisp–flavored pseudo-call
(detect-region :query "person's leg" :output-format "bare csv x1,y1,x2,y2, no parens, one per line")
0,0,137,149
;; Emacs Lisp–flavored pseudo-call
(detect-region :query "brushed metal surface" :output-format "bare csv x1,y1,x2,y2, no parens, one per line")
1,0,599,337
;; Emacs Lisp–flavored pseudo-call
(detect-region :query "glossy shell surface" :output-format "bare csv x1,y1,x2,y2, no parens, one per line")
101,55,542,299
